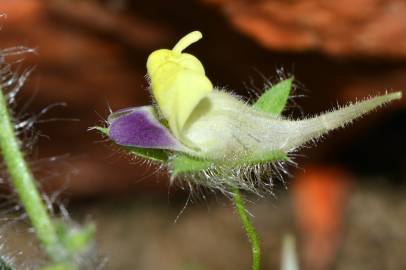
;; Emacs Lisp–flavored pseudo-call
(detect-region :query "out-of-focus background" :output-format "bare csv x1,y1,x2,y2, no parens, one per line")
1,0,406,269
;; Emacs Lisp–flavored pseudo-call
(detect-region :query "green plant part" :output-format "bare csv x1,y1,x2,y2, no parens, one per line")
0,86,60,260
56,222,96,255
253,77,293,115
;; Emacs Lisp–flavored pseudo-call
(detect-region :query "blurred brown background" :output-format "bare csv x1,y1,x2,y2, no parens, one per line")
1,0,406,269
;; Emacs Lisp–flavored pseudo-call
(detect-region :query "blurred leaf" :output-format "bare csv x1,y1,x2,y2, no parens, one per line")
62,224,95,253
55,221,95,265
0,257,14,270
92,126,108,134
253,77,293,116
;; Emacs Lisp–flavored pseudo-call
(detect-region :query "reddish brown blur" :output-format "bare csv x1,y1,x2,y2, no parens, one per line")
203,0,406,58
293,166,350,270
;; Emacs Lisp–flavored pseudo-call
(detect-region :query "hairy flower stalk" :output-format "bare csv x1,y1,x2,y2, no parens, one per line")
98,31,402,270
0,46,95,269
0,86,60,258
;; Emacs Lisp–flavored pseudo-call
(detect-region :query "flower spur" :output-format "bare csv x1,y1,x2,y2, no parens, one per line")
99,31,402,193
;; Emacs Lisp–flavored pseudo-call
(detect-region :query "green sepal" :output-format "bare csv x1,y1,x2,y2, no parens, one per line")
170,154,213,177
93,126,169,163
55,222,95,255
170,150,288,177
253,77,293,116
61,224,95,253
93,126,108,134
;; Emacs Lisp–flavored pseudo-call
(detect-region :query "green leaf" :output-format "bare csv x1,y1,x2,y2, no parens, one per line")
170,154,213,177
56,222,95,255
95,130,287,176
92,126,108,134
93,126,168,163
253,77,293,116
63,224,95,253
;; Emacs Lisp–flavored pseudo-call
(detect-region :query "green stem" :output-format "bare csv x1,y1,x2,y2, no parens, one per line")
231,187,261,270
0,88,59,259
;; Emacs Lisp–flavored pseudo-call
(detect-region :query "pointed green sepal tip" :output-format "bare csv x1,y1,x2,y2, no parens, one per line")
125,146,169,163
55,222,96,254
91,126,108,135
253,77,293,116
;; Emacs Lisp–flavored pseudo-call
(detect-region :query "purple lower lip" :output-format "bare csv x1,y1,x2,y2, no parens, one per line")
108,106,180,150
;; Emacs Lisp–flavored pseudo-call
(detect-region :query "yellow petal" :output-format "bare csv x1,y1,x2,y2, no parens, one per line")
146,31,213,139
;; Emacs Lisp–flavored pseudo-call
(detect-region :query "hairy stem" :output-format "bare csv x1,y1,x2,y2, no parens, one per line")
231,187,261,270
0,87,59,259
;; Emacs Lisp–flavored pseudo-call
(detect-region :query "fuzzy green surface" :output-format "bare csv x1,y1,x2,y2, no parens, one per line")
253,77,293,116
170,154,213,177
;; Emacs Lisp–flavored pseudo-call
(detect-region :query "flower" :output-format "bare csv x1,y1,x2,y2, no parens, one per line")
101,31,402,193
147,31,212,141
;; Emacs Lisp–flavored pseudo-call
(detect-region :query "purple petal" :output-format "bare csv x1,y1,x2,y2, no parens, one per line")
108,106,180,150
